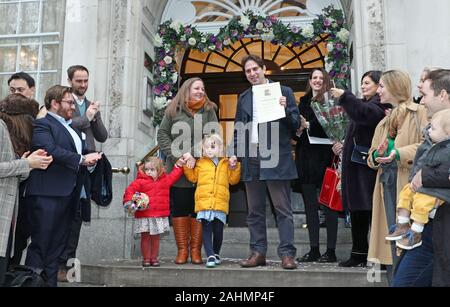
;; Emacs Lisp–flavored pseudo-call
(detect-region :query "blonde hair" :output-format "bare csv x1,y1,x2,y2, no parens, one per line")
165,77,217,118
143,157,165,178
202,133,224,157
431,109,450,136
382,70,413,138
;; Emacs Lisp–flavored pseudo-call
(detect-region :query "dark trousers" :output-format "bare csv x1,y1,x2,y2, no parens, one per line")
432,203,450,287
392,219,433,287
245,179,296,258
349,210,372,259
201,219,224,257
11,184,30,265
301,184,338,249
170,187,196,218
59,199,86,270
0,225,13,286
25,195,75,287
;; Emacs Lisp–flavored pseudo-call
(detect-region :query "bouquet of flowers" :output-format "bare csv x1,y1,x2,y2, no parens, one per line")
123,192,150,216
310,92,350,142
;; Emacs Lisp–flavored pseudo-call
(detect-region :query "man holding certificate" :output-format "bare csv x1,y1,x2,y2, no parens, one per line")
229,54,300,270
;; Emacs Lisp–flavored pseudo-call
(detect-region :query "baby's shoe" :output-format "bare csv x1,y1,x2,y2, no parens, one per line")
396,230,422,250
385,223,410,241
214,254,222,265
206,256,216,268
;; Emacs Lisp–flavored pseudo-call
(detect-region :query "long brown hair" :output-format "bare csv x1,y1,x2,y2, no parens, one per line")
305,68,332,103
165,77,217,118
0,94,39,156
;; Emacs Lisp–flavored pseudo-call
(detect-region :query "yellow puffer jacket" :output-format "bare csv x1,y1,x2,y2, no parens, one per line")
184,158,241,214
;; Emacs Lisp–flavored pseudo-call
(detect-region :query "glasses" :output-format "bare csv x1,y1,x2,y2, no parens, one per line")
60,99,76,106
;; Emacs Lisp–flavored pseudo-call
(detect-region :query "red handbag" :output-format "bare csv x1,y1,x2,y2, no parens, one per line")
319,156,343,212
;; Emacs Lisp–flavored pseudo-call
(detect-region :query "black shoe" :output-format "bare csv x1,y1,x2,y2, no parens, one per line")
338,258,366,267
296,251,321,262
318,251,337,263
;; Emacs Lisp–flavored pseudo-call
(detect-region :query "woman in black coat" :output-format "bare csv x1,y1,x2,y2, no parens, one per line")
295,68,337,263
331,71,390,267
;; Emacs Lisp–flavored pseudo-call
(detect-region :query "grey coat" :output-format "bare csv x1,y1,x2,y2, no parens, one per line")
71,99,108,153
0,120,30,257
233,82,299,182
157,106,218,188
412,127,450,203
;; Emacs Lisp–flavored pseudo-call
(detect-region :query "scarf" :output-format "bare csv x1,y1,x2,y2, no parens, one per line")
187,97,206,115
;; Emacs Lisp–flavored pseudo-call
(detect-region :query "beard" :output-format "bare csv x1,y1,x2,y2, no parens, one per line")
73,87,87,97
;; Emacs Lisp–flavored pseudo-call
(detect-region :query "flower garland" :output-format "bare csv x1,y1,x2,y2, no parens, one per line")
152,5,350,127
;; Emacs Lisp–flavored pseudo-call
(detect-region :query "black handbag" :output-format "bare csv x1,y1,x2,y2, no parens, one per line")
351,138,370,166
4,265,48,287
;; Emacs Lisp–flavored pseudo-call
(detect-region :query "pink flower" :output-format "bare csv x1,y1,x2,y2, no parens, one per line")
324,18,332,27
159,60,166,67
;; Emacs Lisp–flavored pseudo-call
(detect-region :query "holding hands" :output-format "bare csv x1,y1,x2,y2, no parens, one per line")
177,152,196,169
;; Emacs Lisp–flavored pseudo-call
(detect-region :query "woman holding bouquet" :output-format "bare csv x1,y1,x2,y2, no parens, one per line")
331,71,390,267
295,68,338,263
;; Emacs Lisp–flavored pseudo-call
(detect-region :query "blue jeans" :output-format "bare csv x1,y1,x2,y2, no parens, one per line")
392,220,433,287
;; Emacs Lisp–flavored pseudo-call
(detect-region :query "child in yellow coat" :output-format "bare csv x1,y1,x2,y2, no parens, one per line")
184,134,241,268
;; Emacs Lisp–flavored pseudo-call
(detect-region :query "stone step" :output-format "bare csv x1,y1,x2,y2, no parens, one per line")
78,258,388,287
155,227,353,260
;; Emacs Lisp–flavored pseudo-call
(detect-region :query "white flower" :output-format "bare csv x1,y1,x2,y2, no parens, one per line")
208,45,216,51
261,30,275,42
327,43,334,52
188,37,197,46
223,38,232,46
239,16,251,29
337,28,350,42
153,96,169,110
170,20,183,33
201,37,207,43
154,34,163,47
256,22,264,30
302,24,314,38
325,61,334,72
161,71,167,78
172,72,178,84
164,44,171,52
163,56,173,65
180,35,186,42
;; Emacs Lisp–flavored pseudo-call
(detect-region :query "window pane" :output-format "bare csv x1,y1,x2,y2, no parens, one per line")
0,3,18,35
38,73,58,104
0,75,11,100
42,0,66,33
42,44,59,70
0,47,17,72
19,45,39,71
20,2,40,34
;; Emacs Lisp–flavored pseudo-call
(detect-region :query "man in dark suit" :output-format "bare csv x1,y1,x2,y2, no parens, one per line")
25,85,102,287
58,65,108,281
229,55,300,270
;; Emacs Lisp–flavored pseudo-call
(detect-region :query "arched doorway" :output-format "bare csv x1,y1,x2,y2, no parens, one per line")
180,37,327,226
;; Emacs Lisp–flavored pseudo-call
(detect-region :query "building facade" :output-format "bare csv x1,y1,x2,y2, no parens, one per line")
1,0,449,264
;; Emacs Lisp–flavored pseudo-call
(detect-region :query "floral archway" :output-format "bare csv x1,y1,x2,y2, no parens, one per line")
152,5,350,127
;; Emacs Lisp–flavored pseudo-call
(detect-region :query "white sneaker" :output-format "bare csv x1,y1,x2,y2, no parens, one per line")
214,254,222,265
206,256,216,268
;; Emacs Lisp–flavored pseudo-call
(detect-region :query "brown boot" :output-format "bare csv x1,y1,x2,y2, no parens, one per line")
190,218,203,264
172,217,190,264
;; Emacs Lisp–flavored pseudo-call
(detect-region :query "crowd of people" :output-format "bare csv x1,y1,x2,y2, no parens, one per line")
0,55,449,287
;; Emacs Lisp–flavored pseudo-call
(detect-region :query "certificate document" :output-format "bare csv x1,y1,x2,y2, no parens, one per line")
252,82,286,123
307,130,333,145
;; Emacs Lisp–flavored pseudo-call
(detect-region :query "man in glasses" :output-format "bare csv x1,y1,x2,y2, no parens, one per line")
25,85,102,286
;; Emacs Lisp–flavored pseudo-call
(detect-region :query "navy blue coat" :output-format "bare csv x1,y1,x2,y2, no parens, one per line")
339,92,389,211
233,82,300,182
26,114,85,197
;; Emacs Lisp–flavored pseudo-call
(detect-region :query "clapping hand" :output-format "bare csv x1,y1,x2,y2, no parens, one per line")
23,149,53,170
375,150,396,164
377,138,389,157
86,101,100,122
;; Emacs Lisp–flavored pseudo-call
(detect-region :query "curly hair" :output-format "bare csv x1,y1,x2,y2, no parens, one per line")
142,157,166,178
